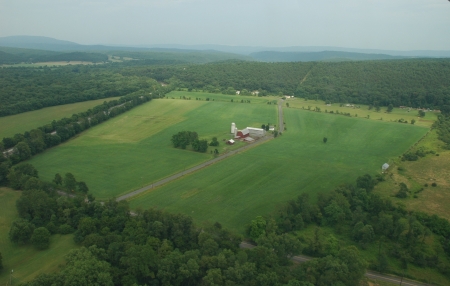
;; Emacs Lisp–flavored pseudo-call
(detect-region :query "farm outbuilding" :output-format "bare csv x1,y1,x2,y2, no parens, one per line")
247,127,265,138
227,139,235,145
382,163,389,172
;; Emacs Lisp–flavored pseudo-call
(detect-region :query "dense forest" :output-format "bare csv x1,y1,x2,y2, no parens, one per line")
137,59,450,111
0,48,108,64
2,59,450,117
255,174,450,280
3,163,367,286
0,65,165,116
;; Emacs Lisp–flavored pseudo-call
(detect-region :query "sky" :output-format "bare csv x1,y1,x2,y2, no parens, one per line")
0,0,449,50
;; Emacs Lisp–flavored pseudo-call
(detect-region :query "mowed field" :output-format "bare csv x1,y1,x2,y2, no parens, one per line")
0,97,119,139
286,97,437,128
28,96,277,199
0,188,77,285
129,108,428,233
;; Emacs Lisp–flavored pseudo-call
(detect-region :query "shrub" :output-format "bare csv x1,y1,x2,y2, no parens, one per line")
59,224,74,234
432,182,437,187
31,227,51,250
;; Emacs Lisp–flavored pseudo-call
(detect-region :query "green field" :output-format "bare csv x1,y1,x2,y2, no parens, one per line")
286,97,438,128
0,188,77,285
168,90,278,104
0,97,119,139
28,96,277,199
129,108,428,233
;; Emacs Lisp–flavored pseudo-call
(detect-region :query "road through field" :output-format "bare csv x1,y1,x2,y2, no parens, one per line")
240,242,431,286
116,135,274,201
116,99,286,202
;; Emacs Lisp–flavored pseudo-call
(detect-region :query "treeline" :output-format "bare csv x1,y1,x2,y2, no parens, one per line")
134,59,450,112
1,162,365,286
0,92,154,184
249,174,450,280
434,114,450,148
0,50,108,64
0,65,165,116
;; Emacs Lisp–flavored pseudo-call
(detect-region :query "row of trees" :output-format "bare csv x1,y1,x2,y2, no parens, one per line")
0,92,154,183
249,174,450,279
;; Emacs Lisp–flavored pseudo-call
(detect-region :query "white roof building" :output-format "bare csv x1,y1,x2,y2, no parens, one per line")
382,163,389,171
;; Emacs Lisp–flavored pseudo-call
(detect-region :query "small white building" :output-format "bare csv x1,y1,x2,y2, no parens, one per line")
382,163,389,172
236,91,240,95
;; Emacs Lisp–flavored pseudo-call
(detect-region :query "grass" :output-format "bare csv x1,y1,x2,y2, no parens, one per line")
168,90,278,105
27,94,277,199
286,97,437,128
0,187,78,285
0,97,120,139
129,108,428,233
374,129,450,221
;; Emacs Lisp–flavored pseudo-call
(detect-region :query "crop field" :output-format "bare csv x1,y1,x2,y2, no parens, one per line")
129,108,428,233
286,97,438,128
0,97,119,139
0,188,77,285
28,96,277,199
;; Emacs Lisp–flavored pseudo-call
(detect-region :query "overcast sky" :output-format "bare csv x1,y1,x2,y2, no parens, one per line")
0,0,449,50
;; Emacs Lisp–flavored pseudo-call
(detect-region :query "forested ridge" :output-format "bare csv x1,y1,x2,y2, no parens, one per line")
2,58,450,118
0,65,159,116
0,48,108,65
139,59,450,111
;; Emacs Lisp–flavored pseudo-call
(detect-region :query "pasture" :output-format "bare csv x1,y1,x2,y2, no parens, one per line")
28,96,277,199
129,108,428,233
0,188,77,285
374,129,450,221
286,97,437,128
0,97,119,139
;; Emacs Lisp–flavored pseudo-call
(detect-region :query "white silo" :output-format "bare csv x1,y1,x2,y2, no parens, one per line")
231,122,236,134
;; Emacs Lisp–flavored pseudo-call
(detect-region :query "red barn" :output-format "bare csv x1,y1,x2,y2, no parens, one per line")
236,128,249,138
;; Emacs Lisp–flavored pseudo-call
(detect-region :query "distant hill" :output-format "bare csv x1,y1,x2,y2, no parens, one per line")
0,46,108,64
250,51,409,62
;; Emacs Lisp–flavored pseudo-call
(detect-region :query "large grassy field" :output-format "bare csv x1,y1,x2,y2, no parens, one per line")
0,188,77,285
28,96,277,199
129,108,428,233
286,97,437,128
0,97,119,139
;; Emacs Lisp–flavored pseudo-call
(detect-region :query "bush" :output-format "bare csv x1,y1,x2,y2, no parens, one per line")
432,182,437,187
59,224,74,234
31,227,51,250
